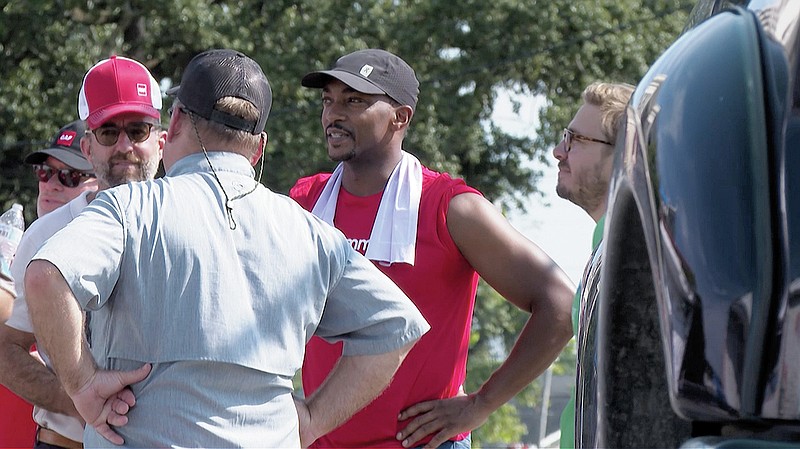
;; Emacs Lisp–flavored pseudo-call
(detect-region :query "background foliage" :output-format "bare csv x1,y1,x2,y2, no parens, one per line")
0,0,693,445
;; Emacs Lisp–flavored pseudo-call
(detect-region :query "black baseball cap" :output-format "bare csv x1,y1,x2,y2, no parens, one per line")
166,49,272,135
24,120,92,171
301,49,419,110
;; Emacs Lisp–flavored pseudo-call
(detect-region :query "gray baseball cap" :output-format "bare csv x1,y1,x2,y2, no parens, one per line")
24,120,92,171
301,49,419,110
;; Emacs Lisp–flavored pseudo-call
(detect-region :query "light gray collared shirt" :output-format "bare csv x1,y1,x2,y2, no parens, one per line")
34,151,429,447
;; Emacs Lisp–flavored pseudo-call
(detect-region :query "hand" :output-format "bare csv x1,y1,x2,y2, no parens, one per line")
69,364,151,445
396,392,490,448
294,396,316,448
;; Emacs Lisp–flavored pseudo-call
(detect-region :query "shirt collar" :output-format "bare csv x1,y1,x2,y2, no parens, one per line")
592,215,605,250
166,151,255,178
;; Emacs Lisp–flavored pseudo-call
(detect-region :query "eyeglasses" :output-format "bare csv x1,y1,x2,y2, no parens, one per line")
90,122,158,146
33,164,95,188
562,128,613,152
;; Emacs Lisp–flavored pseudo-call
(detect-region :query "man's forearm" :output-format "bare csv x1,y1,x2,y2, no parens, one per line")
304,341,416,441
475,305,572,411
0,325,79,417
25,260,96,394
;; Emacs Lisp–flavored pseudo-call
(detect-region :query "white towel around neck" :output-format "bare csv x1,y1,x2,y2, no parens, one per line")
311,151,422,265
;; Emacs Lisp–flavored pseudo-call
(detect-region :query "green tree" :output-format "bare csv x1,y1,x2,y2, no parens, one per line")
0,0,693,444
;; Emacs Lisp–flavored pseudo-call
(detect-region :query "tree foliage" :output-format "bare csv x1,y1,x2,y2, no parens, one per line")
0,0,693,444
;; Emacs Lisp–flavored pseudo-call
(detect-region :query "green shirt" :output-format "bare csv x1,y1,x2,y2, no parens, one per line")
559,216,605,449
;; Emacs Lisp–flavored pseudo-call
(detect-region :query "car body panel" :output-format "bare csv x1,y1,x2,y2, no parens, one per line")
576,0,800,446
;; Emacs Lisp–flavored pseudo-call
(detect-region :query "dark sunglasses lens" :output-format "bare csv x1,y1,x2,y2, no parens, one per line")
94,123,154,146
95,127,121,146
58,171,82,188
35,167,52,183
126,123,152,143
34,165,85,188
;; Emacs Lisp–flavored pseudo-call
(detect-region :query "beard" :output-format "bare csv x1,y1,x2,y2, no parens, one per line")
95,153,159,187
557,162,610,214
329,149,356,162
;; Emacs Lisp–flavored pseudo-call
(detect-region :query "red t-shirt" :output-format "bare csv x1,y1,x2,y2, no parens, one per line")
0,384,36,448
290,166,480,448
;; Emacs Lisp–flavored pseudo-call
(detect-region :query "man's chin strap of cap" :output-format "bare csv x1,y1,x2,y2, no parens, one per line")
186,110,264,230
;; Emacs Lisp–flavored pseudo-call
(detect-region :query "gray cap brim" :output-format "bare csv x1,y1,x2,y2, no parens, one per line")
301,70,387,96
24,148,93,172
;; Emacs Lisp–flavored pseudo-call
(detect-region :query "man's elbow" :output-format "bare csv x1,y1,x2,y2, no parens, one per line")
375,338,422,381
24,260,59,310
555,288,576,340
396,338,419,366
534,283,575,343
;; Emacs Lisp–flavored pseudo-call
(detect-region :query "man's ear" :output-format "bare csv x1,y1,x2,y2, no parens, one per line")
166,107,184,143
250,132,267,166
80,135,93,163
156,127,167,158
392,105,414,130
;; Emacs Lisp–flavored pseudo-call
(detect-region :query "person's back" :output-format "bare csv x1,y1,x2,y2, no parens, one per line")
61,152,360,446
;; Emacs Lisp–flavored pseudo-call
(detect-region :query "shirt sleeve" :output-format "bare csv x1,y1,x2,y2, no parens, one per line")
32,191,126,311
315,248,430,356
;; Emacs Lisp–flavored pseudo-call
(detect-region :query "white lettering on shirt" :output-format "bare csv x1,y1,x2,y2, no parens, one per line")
347,238,369,254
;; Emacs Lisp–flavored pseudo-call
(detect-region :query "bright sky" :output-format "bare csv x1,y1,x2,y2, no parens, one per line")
491,89,595,285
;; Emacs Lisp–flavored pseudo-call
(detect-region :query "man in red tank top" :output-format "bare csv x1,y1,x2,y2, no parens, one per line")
290,49,575,448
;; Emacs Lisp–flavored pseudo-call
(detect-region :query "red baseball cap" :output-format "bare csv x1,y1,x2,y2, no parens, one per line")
78,55,162,129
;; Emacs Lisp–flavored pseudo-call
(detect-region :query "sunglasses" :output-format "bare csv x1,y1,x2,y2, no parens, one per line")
562,128,613,152
90,122,158,146
33,164,95,188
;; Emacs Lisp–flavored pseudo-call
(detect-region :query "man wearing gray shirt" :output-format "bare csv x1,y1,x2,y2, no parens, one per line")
24,49,429,448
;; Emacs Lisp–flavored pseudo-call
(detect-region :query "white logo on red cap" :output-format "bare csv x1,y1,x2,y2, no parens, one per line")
360,65,374,77
137,83,148,97
57,131,77,146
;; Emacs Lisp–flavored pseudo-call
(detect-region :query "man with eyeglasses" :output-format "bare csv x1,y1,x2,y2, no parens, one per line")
0,119,97,449
26,120,99,217
552,81,634,449
0,119,98,320
0,55,164,449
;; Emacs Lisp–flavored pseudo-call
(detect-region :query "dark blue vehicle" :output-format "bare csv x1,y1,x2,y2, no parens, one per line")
575,0,800,447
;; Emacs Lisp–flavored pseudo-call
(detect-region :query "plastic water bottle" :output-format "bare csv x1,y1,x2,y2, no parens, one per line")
0,203,25,281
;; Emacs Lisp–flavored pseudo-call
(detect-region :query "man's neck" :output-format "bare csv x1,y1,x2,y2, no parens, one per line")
340,151,403,197
588,199,608,223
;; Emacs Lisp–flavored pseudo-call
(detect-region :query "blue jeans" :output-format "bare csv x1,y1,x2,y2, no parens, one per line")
414,433,471,449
